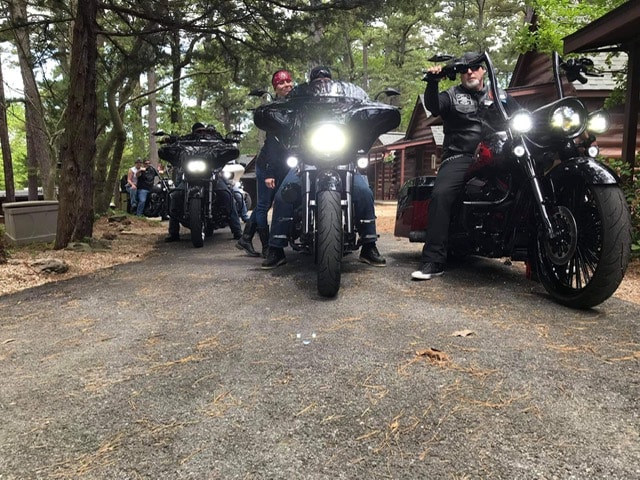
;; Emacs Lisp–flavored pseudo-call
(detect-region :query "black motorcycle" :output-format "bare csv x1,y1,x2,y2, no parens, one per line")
253,80,400,297
157,126,242,248
120,165,171,220
395,51,631,309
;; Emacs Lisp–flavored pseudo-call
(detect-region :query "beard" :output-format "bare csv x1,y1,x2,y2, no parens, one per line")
462,77,482,90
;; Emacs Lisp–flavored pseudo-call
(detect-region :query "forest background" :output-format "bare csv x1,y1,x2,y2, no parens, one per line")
0,0,633,250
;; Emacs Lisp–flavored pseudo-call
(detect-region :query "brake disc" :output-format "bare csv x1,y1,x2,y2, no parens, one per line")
543,206,578,265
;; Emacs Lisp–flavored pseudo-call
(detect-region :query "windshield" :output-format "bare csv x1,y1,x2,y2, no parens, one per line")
287,80,370,101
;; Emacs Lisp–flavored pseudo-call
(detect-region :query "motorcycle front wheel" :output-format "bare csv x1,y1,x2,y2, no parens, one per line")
316,190,343,297
189,197,205,248
535,182,631,309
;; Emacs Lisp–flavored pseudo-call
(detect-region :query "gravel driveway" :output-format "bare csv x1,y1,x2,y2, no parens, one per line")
1,228,638,479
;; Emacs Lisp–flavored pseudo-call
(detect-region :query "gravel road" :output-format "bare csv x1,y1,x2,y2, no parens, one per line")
1,227,638,479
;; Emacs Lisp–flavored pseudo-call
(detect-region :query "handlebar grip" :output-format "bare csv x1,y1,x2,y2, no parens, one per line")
422,71,444,82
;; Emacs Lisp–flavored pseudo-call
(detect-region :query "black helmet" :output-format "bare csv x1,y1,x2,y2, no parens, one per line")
310,65,332,81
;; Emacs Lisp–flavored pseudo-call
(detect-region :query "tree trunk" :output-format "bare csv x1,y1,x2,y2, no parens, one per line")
9,0,55,200
148,69,159,165
0,57,16,203
55,0,98,249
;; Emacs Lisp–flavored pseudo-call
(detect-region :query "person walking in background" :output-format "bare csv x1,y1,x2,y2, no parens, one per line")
126,158,142,212
236,69,294,257
135,159,155,216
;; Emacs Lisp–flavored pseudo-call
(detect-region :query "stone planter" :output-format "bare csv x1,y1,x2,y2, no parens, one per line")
2,200,59,245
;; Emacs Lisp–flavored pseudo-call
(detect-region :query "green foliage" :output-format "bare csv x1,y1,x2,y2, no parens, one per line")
0,102,28,190
515,0,628,54
603,157,640,256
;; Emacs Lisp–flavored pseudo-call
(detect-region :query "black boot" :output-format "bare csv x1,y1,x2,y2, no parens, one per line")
359,242,386,267
236,221,260,257
261,247,286,269
257,226,270,258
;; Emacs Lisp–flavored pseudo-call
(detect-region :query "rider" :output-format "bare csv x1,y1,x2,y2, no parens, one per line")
411,52,520,280
165,123,243,242
236,69,294,257
261,66,386,270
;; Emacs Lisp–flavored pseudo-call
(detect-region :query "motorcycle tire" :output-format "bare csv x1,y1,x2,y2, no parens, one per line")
316,190,343,298
535,182,631,309
189,197,205,248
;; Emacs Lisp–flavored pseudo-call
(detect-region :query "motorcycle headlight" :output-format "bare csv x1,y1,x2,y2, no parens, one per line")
287,155,299,168
511,111,533,134
308,124,347,155
587,110,609,135
186,159,207,173
550,105,585,137
357,156,369,169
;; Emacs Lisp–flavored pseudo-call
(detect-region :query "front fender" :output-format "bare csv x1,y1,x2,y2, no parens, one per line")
547,157,620,185
316,170,342,192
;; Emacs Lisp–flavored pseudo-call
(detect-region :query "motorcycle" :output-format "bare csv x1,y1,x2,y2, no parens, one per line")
395,51,631,309
120,165,171,219
157,126,243,248
253,79,401,297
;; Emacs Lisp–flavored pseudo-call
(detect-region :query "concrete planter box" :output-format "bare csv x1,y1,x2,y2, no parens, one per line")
2,200,59,245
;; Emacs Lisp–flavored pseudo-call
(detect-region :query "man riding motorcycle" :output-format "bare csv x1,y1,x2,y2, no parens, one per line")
261,66,386,269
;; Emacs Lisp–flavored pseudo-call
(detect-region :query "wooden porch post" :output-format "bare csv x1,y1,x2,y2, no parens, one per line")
622,41,640,183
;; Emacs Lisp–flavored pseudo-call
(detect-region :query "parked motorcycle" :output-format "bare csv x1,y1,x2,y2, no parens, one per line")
157,126,243,248
120,165,171,219
395,51,631,309
253,79,401,297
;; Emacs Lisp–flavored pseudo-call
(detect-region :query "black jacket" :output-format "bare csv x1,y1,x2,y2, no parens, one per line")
256,133,289,183
136,167,155,191
425,81,519,160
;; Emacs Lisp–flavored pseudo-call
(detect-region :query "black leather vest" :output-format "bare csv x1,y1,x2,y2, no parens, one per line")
441,84,488,160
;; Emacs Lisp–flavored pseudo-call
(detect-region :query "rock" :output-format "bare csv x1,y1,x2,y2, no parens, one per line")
29,257,69,274
65,242,93,252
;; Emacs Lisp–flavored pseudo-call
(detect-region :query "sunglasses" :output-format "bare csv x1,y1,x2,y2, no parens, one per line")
454,64,483,74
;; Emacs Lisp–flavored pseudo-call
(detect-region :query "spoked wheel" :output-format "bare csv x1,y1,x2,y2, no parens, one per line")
535,182,631,309
316,190,343,297
189,197,205,248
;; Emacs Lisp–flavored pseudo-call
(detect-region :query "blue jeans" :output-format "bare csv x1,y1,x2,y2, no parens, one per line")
136,189,149,216
249,164,281,228
269,169,377,248
126,185,137,209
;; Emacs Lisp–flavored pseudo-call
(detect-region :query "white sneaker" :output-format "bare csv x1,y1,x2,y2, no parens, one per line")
411,262,444,280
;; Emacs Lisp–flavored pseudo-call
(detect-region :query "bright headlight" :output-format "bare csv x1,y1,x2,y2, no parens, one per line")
287,156,299,168
511,111,533,133
550,106,583,136
357,156,369,169
186,159,207,173
587,110,609,134
309,124,347,154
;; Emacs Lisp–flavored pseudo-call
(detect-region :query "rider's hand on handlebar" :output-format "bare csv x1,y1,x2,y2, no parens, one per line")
422,65,444,82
